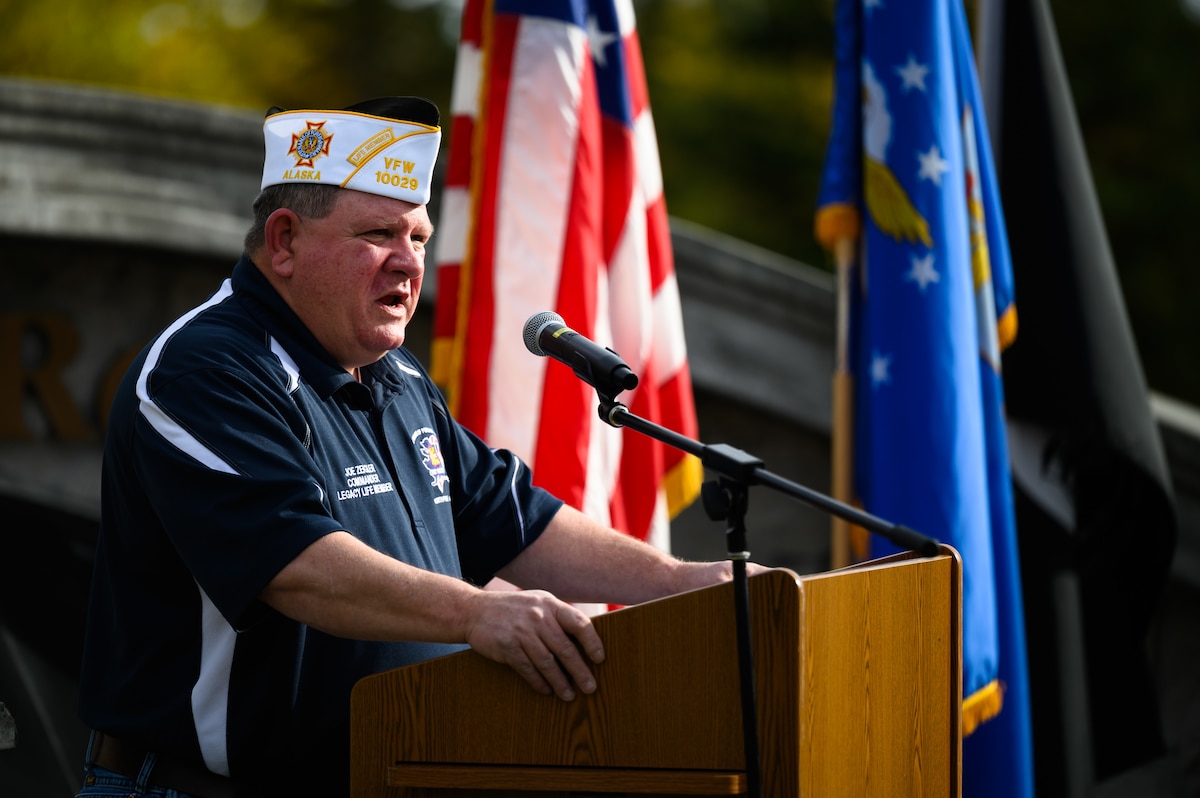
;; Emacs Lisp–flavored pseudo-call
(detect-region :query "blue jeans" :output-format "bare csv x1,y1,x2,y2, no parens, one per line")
75,731,196,798
75,764,194,797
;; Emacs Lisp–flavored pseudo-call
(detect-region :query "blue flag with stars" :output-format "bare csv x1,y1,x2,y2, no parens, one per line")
816,0,1034,795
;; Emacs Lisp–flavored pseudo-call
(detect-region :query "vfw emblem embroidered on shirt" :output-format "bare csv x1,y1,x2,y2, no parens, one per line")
412,427,450,494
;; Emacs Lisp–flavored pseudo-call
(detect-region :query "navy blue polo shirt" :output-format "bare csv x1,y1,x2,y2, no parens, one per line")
78,255,562,792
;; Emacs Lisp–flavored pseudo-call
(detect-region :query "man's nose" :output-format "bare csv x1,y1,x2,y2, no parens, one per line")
387,243,425,279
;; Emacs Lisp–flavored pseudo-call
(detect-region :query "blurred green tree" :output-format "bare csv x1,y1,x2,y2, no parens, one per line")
0,0,458,111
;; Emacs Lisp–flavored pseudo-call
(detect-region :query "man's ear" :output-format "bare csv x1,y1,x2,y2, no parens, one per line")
263,209,301,277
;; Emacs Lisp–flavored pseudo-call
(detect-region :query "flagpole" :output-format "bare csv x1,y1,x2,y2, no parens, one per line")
817,204,866,569
830,235,857,569
816,0,868,571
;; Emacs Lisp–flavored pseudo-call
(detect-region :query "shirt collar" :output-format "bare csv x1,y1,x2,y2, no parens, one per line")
231,254,364,400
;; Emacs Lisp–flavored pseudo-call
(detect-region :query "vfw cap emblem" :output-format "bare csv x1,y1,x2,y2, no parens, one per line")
289,121,333,168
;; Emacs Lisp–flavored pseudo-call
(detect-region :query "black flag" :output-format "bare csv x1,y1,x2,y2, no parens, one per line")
978,0,1178,793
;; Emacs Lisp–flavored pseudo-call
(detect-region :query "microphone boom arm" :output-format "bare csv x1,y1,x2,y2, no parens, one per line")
597,398,939,557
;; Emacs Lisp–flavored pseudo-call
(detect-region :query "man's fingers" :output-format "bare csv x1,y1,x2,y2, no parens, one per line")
511,654,554,697
467,591,606,701
530,613,603,700
534,644,580,701
511,605,603,701
555,604,606,665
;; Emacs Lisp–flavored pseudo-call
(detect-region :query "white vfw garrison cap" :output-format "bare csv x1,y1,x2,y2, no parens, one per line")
260,96,441,205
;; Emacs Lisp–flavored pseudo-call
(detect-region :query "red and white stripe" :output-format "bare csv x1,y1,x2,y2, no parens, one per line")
431,0,701,559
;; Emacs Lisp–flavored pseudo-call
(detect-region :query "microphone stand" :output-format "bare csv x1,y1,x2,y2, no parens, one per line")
593,394,939,798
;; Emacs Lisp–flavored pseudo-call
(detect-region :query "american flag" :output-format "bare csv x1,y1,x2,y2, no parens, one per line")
431,0,702,562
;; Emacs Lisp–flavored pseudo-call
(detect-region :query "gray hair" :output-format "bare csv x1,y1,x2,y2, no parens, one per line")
243,184,343,255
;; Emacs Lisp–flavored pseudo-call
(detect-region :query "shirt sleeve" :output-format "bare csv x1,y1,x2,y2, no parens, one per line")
132,363,342,629
414,362,563,586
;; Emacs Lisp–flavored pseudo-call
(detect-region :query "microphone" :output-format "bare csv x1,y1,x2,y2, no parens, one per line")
523,311,639,398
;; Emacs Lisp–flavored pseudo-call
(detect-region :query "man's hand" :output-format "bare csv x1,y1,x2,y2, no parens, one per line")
463,589,606,701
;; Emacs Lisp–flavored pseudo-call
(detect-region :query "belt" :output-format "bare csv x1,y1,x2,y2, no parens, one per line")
90,731,246,798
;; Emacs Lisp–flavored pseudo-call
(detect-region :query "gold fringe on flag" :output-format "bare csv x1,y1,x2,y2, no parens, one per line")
962,678,1005,737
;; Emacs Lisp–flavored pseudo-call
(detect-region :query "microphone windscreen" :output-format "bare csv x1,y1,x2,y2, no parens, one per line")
523,311,565,357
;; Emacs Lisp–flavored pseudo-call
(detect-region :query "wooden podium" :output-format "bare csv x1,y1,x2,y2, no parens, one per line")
350,546,962,797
